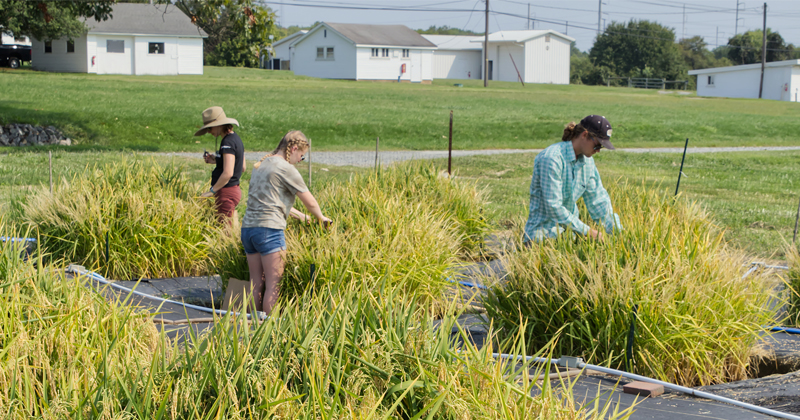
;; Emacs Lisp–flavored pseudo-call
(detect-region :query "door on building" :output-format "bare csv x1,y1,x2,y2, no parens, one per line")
487,60,493,80
411,51,422,82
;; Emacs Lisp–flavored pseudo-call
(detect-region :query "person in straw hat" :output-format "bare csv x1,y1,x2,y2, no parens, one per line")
195,106,246,221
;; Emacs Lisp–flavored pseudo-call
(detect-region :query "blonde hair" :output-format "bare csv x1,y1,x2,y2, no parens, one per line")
562,122,588,142
254,130,310,169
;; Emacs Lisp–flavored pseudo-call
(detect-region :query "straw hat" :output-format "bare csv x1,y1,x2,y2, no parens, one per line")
194,106,239,136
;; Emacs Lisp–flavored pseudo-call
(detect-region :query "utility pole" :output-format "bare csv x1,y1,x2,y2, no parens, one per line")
735,0,741,35
566,21,569,35
597,0,602,36
484,0,489,88
527,3,530,30
716,26,719,48
681,4,686,40
758,2,767,99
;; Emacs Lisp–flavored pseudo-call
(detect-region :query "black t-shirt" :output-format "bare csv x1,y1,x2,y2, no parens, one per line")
211,132,244,188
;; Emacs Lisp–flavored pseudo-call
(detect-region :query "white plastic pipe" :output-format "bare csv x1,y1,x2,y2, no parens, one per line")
67,265,267,321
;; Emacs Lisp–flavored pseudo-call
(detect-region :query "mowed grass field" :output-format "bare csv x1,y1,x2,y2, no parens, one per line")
3,148,800,258
1,66,800,151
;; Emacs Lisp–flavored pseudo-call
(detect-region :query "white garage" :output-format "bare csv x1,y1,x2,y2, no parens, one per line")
476,30,573,84
31,3,206,75
422,35,482,80
689,60,800,102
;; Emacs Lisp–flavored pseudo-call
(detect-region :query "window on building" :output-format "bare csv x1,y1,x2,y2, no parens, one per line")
707,75,715,86
148,42,165,54
545,34,551,42
402,49,410,58
107,40,125,53
381,48,389,57
44,40,52,53
324,29,327,38
67,39,75,53
316,46,334,60
371,48,379,57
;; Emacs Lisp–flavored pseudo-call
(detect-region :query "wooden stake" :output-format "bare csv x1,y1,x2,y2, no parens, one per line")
375,136,379,169
307,137,312,190
49,151,53,194
793,195,800,244
448,111,453,176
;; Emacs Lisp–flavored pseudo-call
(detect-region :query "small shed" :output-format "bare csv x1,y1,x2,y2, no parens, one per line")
422,35,482,80
473,30,573,84
291,22,436,82
688,60,800,102
272,30,307,70
31,3,206,75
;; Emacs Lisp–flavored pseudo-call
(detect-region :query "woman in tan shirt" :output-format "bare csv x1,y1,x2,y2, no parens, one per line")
241,131,331,315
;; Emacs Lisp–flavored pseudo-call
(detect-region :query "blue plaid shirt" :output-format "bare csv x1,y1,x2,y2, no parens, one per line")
523,141,622,243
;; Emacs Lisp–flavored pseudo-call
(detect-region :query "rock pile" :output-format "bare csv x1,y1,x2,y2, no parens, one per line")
0,124,71,146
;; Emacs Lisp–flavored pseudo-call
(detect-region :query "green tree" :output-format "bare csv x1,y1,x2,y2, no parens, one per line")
0,0,114,43
589,20,686,83
416,25,481,36
174,0,276,67
678,36,731,89
727,29,797,64
570,42,593,84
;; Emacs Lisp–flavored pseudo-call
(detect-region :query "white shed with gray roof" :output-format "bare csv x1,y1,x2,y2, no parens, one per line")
291,22,436,82
472,30,573,84
31,3,206,75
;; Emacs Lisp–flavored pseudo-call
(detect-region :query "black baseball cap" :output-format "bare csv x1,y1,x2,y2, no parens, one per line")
581,115,615,150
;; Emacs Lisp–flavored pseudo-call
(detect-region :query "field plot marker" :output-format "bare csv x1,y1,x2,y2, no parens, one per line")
793,195,800,244
49,151,53,194
375,136,379,170
308,137,312,190
675,138,689,196
448,111,453,176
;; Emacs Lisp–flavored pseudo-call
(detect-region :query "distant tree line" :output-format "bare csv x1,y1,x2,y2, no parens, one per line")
571,19,800,89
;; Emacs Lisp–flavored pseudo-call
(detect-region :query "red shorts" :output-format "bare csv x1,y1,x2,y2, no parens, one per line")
215,185,241,220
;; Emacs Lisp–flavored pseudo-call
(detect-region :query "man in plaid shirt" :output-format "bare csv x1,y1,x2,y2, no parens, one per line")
523,115,623,244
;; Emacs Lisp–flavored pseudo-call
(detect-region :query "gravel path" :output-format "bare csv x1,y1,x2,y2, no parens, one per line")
163,146,800,168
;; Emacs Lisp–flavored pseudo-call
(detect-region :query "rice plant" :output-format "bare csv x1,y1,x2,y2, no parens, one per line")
21,159,225,280
0,218,632,419
783,247,800,327
483,180,778,387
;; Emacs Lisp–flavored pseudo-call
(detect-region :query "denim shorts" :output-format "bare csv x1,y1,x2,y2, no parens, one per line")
241,227,286,255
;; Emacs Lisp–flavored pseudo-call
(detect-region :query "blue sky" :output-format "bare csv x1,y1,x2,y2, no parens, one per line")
269,0,800,53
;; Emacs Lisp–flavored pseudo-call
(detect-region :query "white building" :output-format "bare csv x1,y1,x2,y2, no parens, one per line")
272,30,307,70
291,22,436,82
474,30,573,84
689,60,800,102
422,35,482,80
31,3,206,75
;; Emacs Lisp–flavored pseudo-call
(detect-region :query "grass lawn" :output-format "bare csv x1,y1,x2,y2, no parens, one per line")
1,66,799,152
3,148,799,259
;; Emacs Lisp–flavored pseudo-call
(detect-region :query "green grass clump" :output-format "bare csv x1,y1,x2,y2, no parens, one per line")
483,181,777,387
783,248,800,327
21,159,223,280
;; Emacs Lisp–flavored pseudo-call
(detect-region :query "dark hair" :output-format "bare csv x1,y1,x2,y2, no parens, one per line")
221,124,234,133
562,121,588,141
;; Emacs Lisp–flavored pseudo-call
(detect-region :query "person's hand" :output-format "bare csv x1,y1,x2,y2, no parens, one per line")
200,191,214,198
588,228,604,242
204,153,215,164
321,216,332,228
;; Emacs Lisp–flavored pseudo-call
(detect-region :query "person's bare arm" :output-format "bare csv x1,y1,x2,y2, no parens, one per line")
201,154,235,197
296,191,331,224
290,207,310,222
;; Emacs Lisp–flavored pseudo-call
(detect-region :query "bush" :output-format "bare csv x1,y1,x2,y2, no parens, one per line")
22,160,225,280
483,181,777,387
784,248,800,326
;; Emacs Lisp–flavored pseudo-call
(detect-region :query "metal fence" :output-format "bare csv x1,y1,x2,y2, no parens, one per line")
605,77,688,90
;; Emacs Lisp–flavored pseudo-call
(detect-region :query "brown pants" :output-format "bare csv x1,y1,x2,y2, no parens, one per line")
215,185,241,220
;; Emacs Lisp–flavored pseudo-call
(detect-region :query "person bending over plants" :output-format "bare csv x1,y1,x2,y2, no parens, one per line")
196,106,246,222
522,115,622,244
243,131,331,314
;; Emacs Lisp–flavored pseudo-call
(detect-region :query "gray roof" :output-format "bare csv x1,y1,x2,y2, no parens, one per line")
324,22,436,47
86,3,206,37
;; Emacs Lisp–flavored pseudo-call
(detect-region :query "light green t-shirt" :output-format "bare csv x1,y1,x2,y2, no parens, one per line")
242,156,309,230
